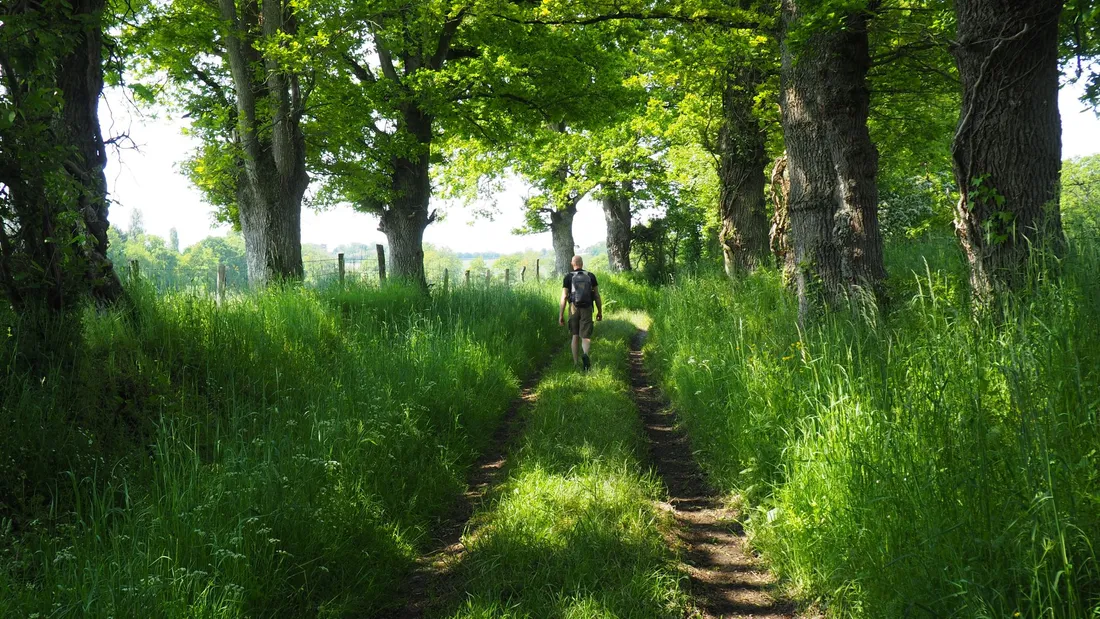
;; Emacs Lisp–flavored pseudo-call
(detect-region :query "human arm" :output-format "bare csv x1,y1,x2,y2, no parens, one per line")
559,287,569,325
594,286,603,321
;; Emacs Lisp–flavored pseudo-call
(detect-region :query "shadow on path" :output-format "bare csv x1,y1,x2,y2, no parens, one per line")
629,330,798,619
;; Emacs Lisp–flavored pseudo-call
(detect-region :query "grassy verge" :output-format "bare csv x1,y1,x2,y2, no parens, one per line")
0,282,558,617
441,314,688,619
646,237,1100,618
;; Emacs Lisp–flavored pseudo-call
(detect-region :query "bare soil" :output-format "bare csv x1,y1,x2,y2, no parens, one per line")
628,330,798,619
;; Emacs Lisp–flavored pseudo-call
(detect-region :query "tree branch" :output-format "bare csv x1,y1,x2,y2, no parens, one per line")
870,40,941,67
373,30,401,82
342,52,377,84
496,10,758,29
431,6,470,70
189,65,232,109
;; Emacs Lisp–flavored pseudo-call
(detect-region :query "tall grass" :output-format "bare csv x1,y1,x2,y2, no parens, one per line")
0,282,559,617
647,236,1100,617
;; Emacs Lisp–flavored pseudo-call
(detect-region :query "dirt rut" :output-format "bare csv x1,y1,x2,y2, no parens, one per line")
389,353,553,618
629,330,797,619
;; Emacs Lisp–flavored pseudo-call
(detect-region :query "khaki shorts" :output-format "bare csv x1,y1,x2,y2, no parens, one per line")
568,305,594,338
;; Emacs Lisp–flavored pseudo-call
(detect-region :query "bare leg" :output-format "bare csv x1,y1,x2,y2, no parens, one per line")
582,338,591,356
572,335,580,365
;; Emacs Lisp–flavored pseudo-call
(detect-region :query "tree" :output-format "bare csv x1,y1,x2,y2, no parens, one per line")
128,208,146,237
168,227,180,253
779,0,889,319
217,0,309,285
780,0,845,318
128,0,310,287
0,0,124,312
717,51,772,274
310,1,632,287
951,0,1065,300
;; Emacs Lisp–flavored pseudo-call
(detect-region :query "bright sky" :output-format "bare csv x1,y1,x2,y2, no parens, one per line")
101,80,1100,253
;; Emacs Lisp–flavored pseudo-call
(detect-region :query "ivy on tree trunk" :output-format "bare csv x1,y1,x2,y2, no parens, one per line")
951,0,1065,301
0,0,123,312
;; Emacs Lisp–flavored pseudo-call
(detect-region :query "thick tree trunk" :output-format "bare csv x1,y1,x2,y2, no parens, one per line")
823,11,887,297
780,0,845,321
951,0,1064,300
0,0,122,311
219,0,308,286
237,178,304,283
59,0,123,304
602,186,633,272
550,202,578,277
717,61,770,276
769,155,795,279
379,106,434,287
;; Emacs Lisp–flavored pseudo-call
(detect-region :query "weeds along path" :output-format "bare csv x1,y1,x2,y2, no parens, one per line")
408,314,689,618
629,330,797,619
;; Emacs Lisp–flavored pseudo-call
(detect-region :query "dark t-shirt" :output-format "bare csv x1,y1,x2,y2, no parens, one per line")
563,269,598,307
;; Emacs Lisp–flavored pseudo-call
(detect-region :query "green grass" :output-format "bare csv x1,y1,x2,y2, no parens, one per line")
441,314,688,619
647,236,1100,618
0,282,560,617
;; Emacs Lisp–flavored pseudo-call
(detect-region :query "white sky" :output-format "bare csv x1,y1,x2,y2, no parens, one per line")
101,80,1100,253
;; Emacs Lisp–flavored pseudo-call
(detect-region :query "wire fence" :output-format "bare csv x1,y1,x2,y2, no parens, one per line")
125,252,553,297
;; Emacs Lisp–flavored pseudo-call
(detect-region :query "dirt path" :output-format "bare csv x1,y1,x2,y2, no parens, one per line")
628,330,798,619
389,353,556,618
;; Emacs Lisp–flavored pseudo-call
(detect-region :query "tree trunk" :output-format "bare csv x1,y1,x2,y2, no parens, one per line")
0,0,122,311
550,202,578,277
951,0,1064,300
822,10,887,297
219,0,308,286
379,106,434,287
717,60,770,276
60,0,123,304
602,186,633,272
237,178,304,283
769,154,795,280
780,0,845,322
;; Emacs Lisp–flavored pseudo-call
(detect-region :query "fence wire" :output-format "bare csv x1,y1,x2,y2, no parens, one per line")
125,254,549,295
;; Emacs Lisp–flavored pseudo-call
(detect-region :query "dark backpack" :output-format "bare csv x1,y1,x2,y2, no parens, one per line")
571,270,593,308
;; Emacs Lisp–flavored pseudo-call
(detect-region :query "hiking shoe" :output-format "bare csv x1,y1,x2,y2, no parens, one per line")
582,353,591,372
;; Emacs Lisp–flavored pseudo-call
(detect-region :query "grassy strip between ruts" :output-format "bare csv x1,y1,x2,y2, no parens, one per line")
438,313,689,619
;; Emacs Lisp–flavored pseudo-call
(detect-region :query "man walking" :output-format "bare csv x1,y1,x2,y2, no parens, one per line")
559,255,603,371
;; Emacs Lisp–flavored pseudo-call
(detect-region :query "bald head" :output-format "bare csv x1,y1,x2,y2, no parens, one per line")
571,255,584,269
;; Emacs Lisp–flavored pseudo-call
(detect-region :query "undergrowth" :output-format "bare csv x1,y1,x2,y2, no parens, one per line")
647,236,1100,618
0,282,558,617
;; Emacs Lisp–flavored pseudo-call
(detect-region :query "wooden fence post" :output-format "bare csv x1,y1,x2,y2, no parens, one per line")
535,259,540,282
376,244,386,283
338,253,345,288
521,266,527,283
465,269,471,286
485,269,491,284
443,268,449,293
216,263,226,307
129,260,139,283
505,268,510,285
